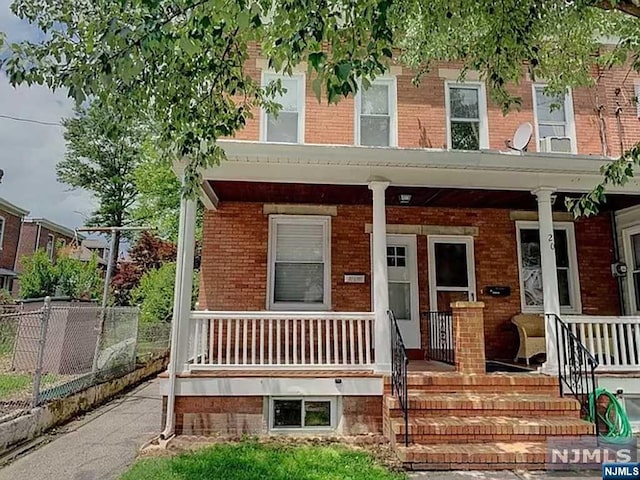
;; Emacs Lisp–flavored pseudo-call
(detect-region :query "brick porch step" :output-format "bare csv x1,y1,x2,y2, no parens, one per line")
390,416,594,444
384,392,581,418
384,372,559,394
396,442,548,470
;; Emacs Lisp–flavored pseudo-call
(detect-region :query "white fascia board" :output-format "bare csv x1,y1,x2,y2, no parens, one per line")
159,376,384,397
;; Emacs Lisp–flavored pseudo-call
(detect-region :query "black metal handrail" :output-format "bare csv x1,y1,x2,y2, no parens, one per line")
552,313,600,437
424,310,455,365
389,310,409,446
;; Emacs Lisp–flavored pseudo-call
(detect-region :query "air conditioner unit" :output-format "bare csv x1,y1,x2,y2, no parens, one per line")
539,136,573,153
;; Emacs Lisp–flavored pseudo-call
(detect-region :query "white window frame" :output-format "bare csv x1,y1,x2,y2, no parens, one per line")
46,234,55,259
515,221,582,314
260,72,305,144
0,216,5,251
269,396,337,432
354,77,397,147
444,81,489,150
622,224,640,315
267,215,331,311
531,84,577,154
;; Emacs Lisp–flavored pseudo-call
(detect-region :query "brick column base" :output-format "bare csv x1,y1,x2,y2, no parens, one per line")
451,301,486,374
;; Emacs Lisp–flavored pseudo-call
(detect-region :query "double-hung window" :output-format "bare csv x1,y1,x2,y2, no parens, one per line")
516,221,581,313
356,78,396,146
446,82,488,150
262,73,304,143
532,85,575,153
268,216,331,310
46,234,55,260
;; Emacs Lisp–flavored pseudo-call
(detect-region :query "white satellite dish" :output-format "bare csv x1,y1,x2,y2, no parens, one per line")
508,123,533,152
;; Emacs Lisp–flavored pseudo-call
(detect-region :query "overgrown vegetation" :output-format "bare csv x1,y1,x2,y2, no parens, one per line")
120,442,405,480
19,250,102,300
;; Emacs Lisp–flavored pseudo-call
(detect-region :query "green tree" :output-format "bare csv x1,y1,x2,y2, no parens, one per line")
57,101,141,272
19,250,58,299
3,0,640,213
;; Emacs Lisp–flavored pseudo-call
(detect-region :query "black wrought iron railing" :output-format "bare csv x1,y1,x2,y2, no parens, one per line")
424,311,455,365
389,310,409,446
552,313,600,437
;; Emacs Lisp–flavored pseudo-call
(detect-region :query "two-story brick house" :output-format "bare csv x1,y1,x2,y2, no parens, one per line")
0,197,29,293
160,57,640,469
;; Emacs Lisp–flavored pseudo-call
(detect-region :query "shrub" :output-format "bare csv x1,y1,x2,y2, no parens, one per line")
19,250,58,299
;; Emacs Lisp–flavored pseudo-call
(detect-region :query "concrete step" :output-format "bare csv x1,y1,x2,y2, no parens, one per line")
384,372,559,394
390,416,594,444
384,392,581,418
396,441,548,470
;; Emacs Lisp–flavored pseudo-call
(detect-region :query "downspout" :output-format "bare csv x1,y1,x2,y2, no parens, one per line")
35,223,42,251
610,211,625,314
160,186,190,440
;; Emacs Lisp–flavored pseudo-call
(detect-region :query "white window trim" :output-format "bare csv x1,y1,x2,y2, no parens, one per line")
444,80,490,150
0,216,5,251
622,224,640,315
267,215,331,311
260,72,306,144
515,221,582,314
531,83,577,154
46,234,55,259
269,396,337,432
354,77,398,147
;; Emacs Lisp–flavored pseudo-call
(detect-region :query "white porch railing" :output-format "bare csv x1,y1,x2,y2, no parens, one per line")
564,315,640,372
188,311,375,370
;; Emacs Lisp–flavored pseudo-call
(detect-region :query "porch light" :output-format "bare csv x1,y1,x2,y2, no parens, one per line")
399,194,412,205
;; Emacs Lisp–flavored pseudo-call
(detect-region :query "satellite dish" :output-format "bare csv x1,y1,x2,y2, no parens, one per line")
508,123,533,152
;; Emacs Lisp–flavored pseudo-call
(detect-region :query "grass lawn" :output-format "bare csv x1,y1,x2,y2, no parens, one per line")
120,442,406,480
0,372,58,399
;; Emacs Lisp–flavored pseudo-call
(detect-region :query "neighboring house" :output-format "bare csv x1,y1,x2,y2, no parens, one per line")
64,239,109,267
13,218,84,295
160,58,640,469
0,197,29,293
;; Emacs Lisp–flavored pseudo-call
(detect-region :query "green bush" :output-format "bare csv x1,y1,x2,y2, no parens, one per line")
19,250,102,300
131,262,198,323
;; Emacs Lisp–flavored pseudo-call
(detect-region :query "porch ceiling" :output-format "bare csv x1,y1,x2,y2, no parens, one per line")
209,180,640,210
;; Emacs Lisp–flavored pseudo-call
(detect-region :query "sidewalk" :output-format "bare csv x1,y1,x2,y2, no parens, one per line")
0,378,161,480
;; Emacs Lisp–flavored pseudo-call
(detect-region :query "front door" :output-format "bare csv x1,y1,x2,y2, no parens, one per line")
386,235,421,349
428,236,476,311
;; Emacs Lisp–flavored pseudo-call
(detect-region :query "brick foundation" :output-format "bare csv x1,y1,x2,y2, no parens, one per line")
341,396,383,435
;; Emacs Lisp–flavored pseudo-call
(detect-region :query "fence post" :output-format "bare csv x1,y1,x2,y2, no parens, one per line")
32,296,51,408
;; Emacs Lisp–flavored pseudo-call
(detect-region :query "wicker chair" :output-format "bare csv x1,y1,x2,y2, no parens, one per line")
512,314,546,366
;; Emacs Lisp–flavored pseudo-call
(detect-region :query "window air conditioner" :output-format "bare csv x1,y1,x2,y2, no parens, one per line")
540,136,572,153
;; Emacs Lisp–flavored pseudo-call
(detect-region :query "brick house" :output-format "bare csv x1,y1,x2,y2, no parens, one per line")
160,59,640,469
0,197,29,293
13,218,82,296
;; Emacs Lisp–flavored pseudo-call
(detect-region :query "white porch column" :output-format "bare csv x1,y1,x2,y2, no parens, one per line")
171,193,198,372
533,187,560,375
369,180,391,373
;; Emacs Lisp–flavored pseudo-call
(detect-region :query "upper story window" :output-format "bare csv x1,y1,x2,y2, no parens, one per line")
0,216,5,250
46,234,55,259
516,221,581,313
262,73,305,144
446,82,489,150
356,78,397,147
268,215,331,310
532,85,576,154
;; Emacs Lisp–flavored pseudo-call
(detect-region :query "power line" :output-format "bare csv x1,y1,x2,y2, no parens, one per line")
0,113,62,127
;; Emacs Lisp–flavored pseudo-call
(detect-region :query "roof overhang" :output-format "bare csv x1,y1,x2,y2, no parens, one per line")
174,141,640,207
0,197,29,218
25,218,84,240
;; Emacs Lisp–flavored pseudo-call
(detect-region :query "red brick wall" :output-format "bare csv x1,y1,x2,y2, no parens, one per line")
15,224,74,273
200,202,620,360
342,396,383,435
0,211,23,272
231,57,640,157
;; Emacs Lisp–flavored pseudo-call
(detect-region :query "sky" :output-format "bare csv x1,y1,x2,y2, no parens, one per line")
0,0,95,230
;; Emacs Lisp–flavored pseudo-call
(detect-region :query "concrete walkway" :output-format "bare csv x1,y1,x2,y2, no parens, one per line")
0,378,161,480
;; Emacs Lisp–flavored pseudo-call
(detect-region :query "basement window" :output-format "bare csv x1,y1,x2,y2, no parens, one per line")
271,398,334,430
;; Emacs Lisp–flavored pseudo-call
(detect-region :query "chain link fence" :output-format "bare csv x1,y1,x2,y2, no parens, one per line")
0,298,171,422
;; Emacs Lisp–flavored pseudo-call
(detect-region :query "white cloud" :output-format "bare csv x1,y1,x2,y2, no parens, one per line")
0,1,95,229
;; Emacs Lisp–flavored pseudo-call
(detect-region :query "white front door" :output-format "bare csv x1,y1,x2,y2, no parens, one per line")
623,225,640,314
386,235,421,349
428,236,476,311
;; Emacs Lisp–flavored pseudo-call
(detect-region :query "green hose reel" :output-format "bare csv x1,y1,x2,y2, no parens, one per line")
587,387,634,442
